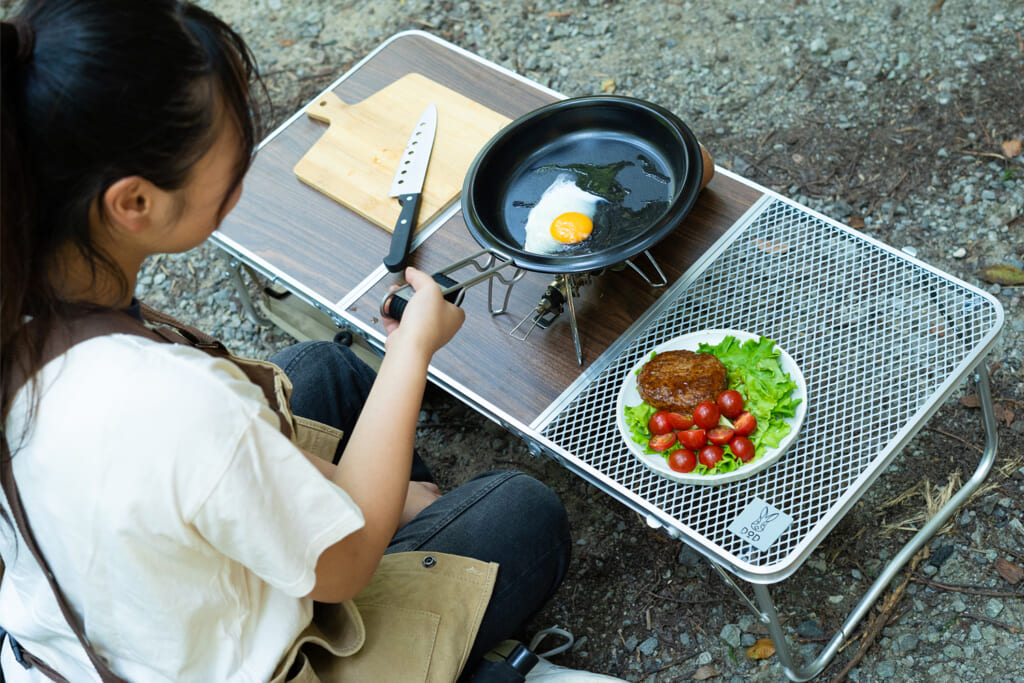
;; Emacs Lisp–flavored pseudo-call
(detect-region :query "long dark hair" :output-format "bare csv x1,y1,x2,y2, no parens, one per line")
1,1,261,446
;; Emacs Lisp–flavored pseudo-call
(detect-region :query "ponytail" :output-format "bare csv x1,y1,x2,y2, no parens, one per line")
2,16,46,437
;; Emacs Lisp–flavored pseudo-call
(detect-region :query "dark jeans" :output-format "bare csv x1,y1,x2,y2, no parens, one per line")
271,341,572,670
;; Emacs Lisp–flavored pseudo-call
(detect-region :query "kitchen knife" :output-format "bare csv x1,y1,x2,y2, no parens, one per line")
383,102,437,272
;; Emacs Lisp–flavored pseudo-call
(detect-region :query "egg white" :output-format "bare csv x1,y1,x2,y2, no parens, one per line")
522,174,604,254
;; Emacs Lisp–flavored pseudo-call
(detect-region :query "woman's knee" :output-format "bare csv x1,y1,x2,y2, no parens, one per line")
477,471,571,550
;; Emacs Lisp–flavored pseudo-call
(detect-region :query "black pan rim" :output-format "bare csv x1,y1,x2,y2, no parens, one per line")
462,95,704,274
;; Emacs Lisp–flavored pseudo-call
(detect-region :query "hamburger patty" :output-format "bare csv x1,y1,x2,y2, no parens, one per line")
636,350,728,415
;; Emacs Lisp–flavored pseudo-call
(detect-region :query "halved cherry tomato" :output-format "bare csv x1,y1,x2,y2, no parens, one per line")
666,412,693,431
733,411,757,436
648,432,677,452
730,436,755,463
692,401,720,430
698,444,724,469
668,449,697,473
716,389,744,419
677,428,707,450
648,411,675,436
707,426,735,445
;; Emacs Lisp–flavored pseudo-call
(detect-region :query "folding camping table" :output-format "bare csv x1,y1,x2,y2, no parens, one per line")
213,31,1004,680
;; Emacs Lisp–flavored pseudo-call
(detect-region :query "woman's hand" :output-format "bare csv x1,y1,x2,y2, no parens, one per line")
382,267,464,355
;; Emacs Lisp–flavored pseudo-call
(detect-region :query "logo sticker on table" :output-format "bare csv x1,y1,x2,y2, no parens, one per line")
728,498,792,552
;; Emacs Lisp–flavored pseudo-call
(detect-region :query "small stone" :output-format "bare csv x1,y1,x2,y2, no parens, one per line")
983,599,1004,619
696,651,713,666
809,37,828,54
951,247,967,258
624,635,639,651
638,636,659,656
876,661,896,677
720,624,742,648
797,620,825,639
898,634,919,653
677,545,701,568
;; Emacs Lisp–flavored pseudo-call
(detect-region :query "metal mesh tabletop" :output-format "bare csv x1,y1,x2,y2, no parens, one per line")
538,196,1004,584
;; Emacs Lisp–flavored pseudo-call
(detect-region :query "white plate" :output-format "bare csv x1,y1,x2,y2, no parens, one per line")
615,329,807,486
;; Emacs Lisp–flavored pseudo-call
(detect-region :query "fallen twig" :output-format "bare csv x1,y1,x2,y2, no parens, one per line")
787,63,812,91
829,548,927,683
925,426,984,453
645,652,698,675
909,574,1024,598
957,612,1021,634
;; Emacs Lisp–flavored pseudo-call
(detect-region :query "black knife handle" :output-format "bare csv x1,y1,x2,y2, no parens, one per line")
384,193,421,272
382,272,461,321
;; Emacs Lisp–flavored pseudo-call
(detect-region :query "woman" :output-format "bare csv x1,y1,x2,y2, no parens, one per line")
0,1,571,680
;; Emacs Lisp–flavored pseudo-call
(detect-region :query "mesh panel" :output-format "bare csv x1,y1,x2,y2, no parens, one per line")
541,199,1001,575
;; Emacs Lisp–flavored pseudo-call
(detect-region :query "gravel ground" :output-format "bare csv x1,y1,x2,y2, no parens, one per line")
9,0,1022,680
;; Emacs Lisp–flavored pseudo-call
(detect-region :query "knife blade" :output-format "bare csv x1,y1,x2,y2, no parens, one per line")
383,102,437,272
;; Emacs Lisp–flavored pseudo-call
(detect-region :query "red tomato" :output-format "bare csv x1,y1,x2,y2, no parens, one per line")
698,445,724,469
692,401,720,429
666,412,693,431
730,436,755,463
707,426,735,445
648,411,675,436
668,449,697,473
716,389,744,419
733,411,757,436
648,432,677,452
677,428,707,450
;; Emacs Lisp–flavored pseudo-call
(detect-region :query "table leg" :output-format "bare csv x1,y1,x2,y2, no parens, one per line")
743,362,999,681
224,258,274,327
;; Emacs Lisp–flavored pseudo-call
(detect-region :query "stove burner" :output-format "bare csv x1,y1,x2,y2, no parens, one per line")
380,249,668,366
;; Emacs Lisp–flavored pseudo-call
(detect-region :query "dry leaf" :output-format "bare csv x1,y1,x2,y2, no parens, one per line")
747,638,776,660
601,77,616,93
995,557,1023,584
848,215,866,229
693,665,720,680
960,394,981,408
978,264,1024,286
1002,139,1023,159
547,11,572,19
278,39,296,47
995,404,1015,427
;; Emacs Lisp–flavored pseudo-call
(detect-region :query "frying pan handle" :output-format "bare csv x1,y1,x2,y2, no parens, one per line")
698,143,715,191
381,272,462,321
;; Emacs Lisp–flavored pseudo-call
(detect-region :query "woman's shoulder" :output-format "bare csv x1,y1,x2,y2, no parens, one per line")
44,332,267,411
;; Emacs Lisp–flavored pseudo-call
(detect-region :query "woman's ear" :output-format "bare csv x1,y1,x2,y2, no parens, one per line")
101,176,160,234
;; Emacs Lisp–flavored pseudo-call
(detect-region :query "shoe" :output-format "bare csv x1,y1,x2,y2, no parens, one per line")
521,627,627,682
524,657,626,682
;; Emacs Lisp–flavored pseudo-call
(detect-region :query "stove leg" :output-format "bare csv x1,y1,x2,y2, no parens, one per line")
563,274,583,365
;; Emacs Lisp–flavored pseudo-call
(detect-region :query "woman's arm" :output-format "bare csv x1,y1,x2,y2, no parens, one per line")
304,268,463,603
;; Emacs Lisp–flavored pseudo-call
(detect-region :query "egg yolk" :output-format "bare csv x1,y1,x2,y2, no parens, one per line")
550,212,594,244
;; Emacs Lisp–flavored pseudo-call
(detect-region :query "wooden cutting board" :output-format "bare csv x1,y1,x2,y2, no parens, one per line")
294,73,512,233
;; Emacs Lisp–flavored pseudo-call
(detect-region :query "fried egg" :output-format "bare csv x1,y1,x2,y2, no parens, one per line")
522,174,604,254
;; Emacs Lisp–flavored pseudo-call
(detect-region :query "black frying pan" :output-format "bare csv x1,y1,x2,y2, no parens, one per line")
383,96,707,321
461,95,705,274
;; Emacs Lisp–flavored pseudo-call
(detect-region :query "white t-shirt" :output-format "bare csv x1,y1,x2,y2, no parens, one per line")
0,334,365,682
